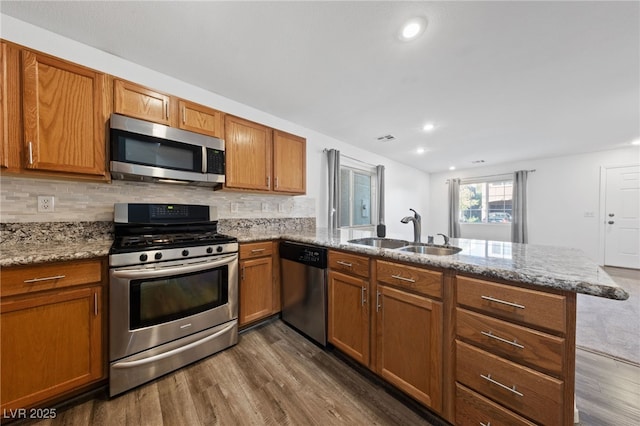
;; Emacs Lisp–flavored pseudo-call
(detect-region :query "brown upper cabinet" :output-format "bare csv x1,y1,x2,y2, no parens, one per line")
225,115,306,194
114,79,171,126
1,42,110,179
273,130,306,193
0,41,14,170
113,79,224,139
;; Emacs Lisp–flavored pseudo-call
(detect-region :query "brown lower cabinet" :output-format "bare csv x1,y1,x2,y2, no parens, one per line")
454,275,575,426
327,250,444,414
375,283,443,411
239,241,278,326
0,258,106,412
328,269,370,365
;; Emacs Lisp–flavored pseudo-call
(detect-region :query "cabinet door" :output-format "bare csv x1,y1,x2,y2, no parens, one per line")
178,99,224,138
376,284,442,411
273,130,306,194
22,51,107,176
328,270,370,366
224,115,272,191
114,79,171,125
239,257,273,325
1,286,103,411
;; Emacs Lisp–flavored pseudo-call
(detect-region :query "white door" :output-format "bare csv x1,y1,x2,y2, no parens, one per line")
604,165,640,268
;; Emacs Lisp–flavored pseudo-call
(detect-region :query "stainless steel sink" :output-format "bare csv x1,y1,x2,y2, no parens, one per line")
347,237,410,249
398,245,463,256
347,238,462,255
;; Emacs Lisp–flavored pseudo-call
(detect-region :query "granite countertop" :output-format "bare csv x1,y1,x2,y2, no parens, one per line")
0,240,113,267
235,229,629,301
1,227,628,301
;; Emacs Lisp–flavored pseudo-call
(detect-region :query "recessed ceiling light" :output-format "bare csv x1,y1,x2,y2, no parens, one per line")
449,166,456,171
422,123,435,132
399,17,427,41
416,147,425,154
632,138,640,146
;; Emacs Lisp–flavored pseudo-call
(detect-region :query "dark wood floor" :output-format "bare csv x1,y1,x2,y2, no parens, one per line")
24,318,640,426
575,349,640,425
27,320,436,426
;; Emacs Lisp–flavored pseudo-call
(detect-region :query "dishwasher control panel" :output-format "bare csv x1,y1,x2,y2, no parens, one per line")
280,241,327,269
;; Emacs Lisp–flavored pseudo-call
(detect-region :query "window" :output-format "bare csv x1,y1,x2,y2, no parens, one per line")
460,179,513,223
339,164,377,228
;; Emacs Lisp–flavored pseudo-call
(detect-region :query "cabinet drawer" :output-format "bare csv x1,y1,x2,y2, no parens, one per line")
456,383,535,426
329,251,369,278
456,341,563,426
456,275,566,333
376,260,442,298
239,241,273,260
457,308,564,376
1,259,103,298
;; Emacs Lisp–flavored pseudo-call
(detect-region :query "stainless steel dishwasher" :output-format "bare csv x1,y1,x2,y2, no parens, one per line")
280,241,328,346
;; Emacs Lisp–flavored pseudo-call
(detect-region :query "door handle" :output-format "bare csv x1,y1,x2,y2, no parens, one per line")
608,221,615,225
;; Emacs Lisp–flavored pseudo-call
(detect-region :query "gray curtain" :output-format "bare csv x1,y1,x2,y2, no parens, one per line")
376,165,385,230
448,178,461,238
511,170,529,243
327,149,341,232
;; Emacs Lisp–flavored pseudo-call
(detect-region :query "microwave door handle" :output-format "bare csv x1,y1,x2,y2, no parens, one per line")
111,254,237,279
202,146,207,173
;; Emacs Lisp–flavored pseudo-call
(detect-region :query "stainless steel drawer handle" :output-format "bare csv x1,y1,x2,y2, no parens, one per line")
23,275,66,283
481,295,525,310
250,248,266,253
376,290,382,312
481,373,524,397
28,141,34,164
391,274,415,283
361,286,367,307
481,331,524,349
336,260,352,267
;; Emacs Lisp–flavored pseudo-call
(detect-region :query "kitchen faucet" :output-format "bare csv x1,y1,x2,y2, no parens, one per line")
400,208,422,243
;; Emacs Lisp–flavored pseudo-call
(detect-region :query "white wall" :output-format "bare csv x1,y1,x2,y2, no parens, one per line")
0,15,430,236
429,147,640,262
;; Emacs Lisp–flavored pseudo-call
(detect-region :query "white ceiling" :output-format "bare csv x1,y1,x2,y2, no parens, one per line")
2,1,639,173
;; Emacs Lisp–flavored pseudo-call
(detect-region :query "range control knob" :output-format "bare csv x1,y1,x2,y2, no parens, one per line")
139,254,148,262
216,246,224,253
182,250,189,257
206,247,214,254
154,252,163,260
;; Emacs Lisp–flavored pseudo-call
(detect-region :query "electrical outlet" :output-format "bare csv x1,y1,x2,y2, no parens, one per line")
38,196,55,212
278,203,287,213
230,202,239,213
261,202,269,213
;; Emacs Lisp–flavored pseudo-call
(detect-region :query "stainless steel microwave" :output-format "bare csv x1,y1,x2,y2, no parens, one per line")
109,114,225,187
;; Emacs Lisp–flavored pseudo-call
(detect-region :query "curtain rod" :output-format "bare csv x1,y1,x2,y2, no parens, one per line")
323,148,378,168
447,169,536,183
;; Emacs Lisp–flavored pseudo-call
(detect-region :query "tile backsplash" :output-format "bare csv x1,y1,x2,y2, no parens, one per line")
0,176,316,223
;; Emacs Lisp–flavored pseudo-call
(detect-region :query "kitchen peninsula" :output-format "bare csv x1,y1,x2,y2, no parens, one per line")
0,225,628,425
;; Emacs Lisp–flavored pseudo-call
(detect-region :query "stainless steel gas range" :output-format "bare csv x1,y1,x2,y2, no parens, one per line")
108,203,238,397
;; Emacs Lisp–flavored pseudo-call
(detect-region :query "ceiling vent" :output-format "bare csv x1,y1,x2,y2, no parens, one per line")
471,159,485,164
376,134,396,142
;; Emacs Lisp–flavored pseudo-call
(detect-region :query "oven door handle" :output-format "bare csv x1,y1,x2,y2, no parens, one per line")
111,254,237,279
111,321,236,369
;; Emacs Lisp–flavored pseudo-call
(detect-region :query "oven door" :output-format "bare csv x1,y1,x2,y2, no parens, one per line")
109,253,238,361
